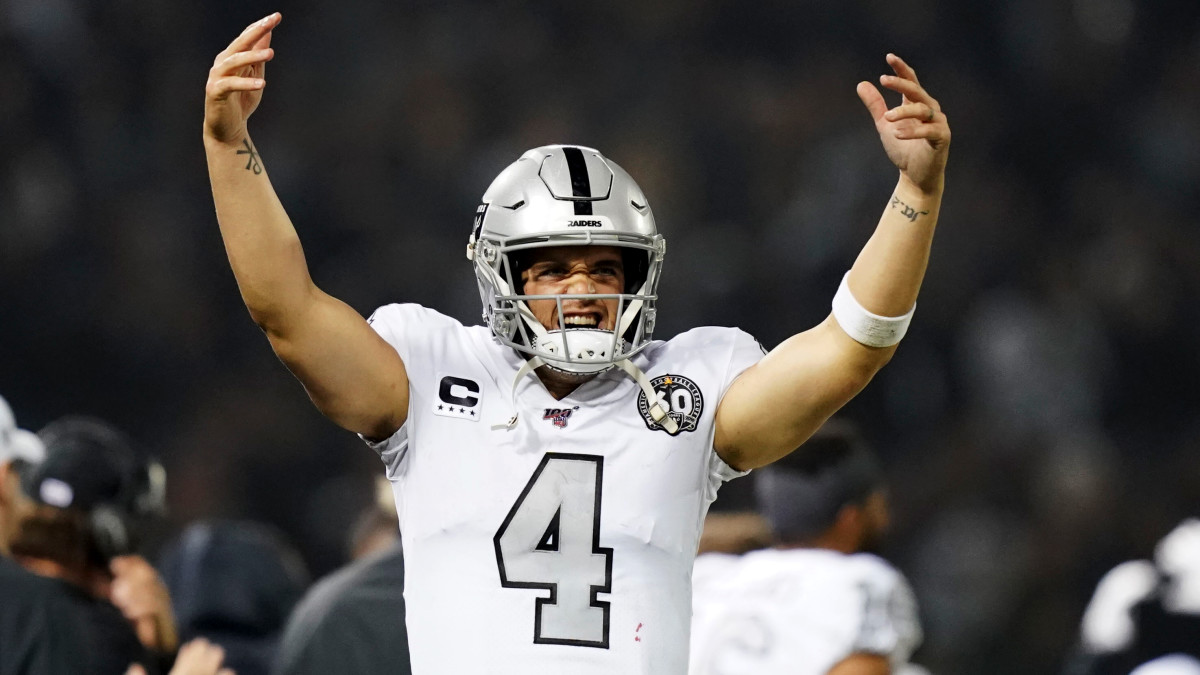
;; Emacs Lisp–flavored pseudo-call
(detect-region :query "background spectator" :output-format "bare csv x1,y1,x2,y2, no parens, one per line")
0,394,90,675
159,520,310,675
272,475,406,675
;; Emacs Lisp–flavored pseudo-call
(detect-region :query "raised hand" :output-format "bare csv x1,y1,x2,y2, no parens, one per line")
109,555,179,654
856,54,951,195
125,638,235,675
204,13,281,145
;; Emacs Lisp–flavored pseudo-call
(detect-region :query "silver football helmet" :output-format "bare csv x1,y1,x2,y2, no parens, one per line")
467,145,665,374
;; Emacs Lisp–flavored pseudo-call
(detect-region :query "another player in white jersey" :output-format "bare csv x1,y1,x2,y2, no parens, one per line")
690,421,923,675
1067,519,1200,675
202,13,950,674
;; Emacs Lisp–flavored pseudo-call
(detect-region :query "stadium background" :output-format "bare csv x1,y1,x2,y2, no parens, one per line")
1,0,1198,672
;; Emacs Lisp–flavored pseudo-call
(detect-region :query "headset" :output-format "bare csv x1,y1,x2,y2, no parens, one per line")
21,417,166,562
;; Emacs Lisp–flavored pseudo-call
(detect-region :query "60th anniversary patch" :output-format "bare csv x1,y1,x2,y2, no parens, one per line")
636,374,703,435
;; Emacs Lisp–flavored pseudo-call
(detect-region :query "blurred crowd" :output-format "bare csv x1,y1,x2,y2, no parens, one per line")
2,0,1199,672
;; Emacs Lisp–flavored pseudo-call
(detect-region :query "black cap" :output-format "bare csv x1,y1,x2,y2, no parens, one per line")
755,419,885,542
25,417,148,513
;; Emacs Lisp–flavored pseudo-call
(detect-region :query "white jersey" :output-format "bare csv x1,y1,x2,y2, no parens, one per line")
365,303,763,675
1130,656,1200,675
1078,518,1200,660
689,549,922,675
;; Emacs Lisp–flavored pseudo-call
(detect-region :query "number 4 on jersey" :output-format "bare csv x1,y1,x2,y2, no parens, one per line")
494,453,613,648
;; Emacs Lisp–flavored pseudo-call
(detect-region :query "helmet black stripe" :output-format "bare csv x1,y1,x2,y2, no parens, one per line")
562,147,594,215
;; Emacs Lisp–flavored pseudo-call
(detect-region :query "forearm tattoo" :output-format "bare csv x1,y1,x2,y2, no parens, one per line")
236,139,263,174
890,195,929,222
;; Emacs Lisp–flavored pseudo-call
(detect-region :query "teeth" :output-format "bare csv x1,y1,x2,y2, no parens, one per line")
564,315,599,327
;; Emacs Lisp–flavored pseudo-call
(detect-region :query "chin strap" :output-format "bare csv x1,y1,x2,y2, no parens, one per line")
492,356,546,431
615,278,649,337
614,359,679,435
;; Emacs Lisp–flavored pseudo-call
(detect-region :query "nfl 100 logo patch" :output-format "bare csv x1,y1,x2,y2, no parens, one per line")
542,406,579,428
636,374,703,435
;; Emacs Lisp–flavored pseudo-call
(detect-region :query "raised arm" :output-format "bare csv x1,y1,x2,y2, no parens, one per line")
715,54,950,470
204,13,408,439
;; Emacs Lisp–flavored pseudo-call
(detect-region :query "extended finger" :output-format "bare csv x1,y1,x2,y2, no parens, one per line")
886,53,920,85
206,76,266,101
856,81,888,121
893,120,948,141
884,102,939,123
879,75,938,109
253,27,274,52
225,13,281,57
212,49,274,77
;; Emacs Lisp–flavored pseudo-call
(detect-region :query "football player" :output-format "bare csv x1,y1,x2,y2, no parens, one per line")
690,420,923,675
1066,519,1200,675
202,13,950,674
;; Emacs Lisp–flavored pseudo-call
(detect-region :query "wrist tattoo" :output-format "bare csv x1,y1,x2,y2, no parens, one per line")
236,139,262,174
890,195,928,222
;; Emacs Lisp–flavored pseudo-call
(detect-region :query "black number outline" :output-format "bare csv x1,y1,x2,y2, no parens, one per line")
493,453,614,649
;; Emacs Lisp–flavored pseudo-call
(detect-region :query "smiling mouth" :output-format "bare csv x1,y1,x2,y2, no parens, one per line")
561,313,603,330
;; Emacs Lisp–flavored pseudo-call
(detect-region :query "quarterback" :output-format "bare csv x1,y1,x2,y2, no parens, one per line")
203,12,950,675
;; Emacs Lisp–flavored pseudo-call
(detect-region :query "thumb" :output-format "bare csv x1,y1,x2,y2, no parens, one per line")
124,665,147,675
856,81,887,121
133,616,158,648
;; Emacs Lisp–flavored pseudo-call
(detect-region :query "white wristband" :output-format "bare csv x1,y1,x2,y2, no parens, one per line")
831,272,915,347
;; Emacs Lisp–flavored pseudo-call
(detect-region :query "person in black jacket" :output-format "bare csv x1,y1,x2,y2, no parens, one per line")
0,394,89,675
159,520,310,675
11,417,173,675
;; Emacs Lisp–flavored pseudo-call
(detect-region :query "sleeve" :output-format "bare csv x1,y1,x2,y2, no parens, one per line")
274,616,341,675
1154,518,1200,613
273,561,412,675
1078,559,1158,653
705,328,767,489
273,582,348,675
851,563,923,666
361,303,463,478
